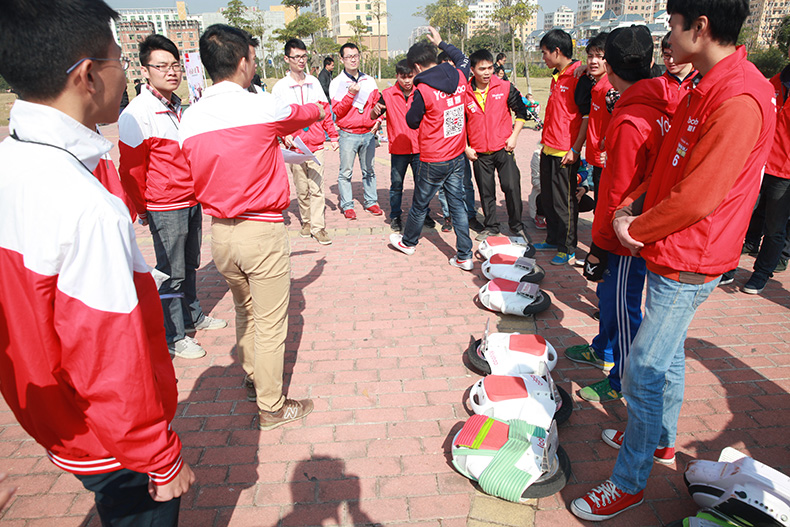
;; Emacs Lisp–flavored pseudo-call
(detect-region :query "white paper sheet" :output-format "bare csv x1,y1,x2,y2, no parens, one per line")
280,136,321,166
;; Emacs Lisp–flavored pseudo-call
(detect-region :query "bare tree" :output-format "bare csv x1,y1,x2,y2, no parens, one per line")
368,0,389,79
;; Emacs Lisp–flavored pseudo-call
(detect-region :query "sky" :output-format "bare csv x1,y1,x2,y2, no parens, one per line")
107,0,568,51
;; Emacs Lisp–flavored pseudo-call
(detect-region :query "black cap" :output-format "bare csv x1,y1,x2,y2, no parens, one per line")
604,25,653,82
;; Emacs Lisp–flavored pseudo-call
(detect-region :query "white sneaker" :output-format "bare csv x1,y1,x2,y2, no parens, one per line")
389,233,415,255
449,256,473,271
170,336,206,359
193,316,227,331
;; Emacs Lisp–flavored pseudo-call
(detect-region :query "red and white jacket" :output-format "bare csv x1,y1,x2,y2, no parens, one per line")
0,101,183,484
93,128,136,222
179,81,321,221
118,86,198,219
271,71,337,152
380,84,419,155
329,71,380,134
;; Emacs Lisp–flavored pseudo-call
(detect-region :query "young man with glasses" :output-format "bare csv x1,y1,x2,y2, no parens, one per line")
272,38,338,245
119,34,226,360
329,42,382,220
0,1,194,524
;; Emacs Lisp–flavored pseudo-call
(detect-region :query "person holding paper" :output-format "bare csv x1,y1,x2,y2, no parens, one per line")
329,42,382,220
273,38,338,245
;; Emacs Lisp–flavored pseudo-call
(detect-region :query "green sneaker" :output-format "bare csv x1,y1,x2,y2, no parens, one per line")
579,379,622,403
564,344,613,372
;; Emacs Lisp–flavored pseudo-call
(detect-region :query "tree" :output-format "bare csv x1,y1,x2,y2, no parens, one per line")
415,0,470,48
775,14,790,55
281,0,311,16
750,46,787,77
274,12,328,42
492,0,537,89
738,25,759,55
224,0,252,33
369,0,389,79
466,26,508,54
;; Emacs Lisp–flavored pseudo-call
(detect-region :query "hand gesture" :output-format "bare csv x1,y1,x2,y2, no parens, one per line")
284,135,295,149
465,146,478,161
148,462,196,502
371,102,385,118
348,82,360,95
612,215,644,256
426,26,443,46
315,102,326,120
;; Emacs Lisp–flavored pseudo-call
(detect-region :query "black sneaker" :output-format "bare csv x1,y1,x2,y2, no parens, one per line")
776,258,788,272
390,217,403,232
424,215,436,228
468,217,485,232
742,242,759,256
442,217,452,232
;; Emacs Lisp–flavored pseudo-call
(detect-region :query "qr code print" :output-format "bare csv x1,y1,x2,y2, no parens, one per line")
443,105,464,138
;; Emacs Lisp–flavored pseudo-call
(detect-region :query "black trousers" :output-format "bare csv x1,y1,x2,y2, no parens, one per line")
75,469,180,527
539,152,580,254
591,164,603,210
472,149,525,232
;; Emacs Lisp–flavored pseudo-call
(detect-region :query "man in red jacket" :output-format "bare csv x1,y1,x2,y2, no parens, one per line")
464,49,530,242
571,1,776,520
120,35,227,360
180,24,322,431
566,27,676,406
0,1,194,524
329,42,382,220
535,29,590,266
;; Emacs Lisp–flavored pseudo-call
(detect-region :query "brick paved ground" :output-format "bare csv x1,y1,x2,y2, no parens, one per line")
0,122,788,527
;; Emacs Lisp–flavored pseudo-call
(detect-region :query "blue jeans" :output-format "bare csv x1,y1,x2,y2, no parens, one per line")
338,129,378,211
611,271,718,494
148,205,205,344
590,253,646,392
436,159,474,219
389,153,421,219
402,153,473,260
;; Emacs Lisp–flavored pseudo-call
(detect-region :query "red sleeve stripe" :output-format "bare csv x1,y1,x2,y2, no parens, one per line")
148,455,183,485
236,212,285,222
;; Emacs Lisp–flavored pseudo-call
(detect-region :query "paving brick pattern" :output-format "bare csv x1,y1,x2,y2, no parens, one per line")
0,123,788,526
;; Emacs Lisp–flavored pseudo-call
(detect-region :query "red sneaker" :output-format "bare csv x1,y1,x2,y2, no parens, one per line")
343,209,357,220
365,204,383,216
534,216,547,230
571,480,644,521
601,429,676,464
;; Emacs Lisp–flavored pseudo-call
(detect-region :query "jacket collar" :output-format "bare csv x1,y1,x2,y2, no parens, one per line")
692,46,747,99
8,100,111,172
202,80,247,98
282,70,318,87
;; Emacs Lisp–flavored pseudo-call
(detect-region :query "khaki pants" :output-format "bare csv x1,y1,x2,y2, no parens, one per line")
211,218,290,412
290,148,325,234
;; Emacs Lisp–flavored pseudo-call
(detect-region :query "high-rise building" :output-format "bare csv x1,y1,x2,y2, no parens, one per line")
604,0,659,19
116,20,156,79
746,0,790,48
467,0,499,36
165,19,200,54
409,25,431,47
314,0,388,60
544,5,575,29
577,0,605,23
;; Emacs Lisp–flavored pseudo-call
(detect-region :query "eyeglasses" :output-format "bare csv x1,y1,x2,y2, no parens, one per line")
66,56,130,74
145,63,183,73
287,54,308,62
343,54,360,60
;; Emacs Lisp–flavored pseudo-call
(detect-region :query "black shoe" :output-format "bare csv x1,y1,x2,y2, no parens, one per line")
719,276,735,286
776,258,788,272
742,242,759,256
592,310,600,321
390,217,402,232
442,217,452,232
424,215,436,228
468,217,485,232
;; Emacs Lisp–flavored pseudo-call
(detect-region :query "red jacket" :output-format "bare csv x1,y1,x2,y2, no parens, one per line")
657,69,699,116
380,84,419,155
626,46,776,276
542,61,583,152
414,68,468,163
93,129,137,222
1,100,182,484
764,70,790,179
586,74,612,167
592,77,675,255
464,75,518,153
179,81,321,222
329,72,379,134
271,72,338,152
118,87,198,219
